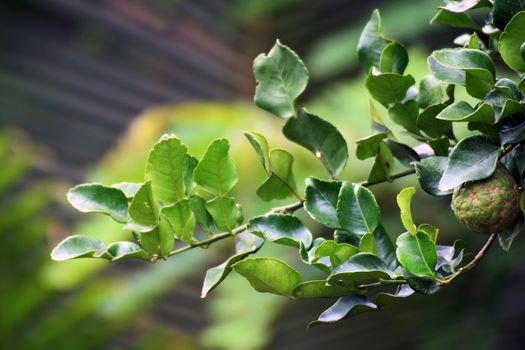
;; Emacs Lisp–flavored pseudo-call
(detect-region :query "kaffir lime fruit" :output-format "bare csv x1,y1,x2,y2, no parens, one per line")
452,166,520,234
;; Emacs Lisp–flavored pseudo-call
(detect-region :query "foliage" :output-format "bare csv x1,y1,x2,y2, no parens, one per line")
52,1,525,326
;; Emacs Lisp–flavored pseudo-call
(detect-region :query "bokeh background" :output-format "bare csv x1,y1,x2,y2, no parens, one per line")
2,0,525,349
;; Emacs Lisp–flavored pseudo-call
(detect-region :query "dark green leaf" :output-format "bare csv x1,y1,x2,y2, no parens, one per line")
414,156,453,196
357,9,390,71
385,140,420,167
189,195,214,233
380,41,409,75
366,73,415,108
355,132,388,160
145,135,187,203
293,280,358,299
436,101,495,123
328,253,393,285
372,224,397,269
253,40,308,118
334,230,361,246
428,137,450,157
68,183,128,223
256,149,298,201
337,182,380,235
206,196,238,232
162,199,196,242
194,138,238,196
493,0,525,31
248,213,312,248
375,284,414,309
232,257,303,297
51,235,109,261
367,142,394,183
407,277,440,295
417,104,450,138
439,136,501,191
498,11,525,72
308,295,376,327
107,242,150,261
388,100,419,133
430,9,479,29
244,131,271,173
128,181,158,227
417,75,444,109
396,231,437,278
428,49,495,90
304,177,342,229
500,121,525,145
283,109,348,178
465,69,496,98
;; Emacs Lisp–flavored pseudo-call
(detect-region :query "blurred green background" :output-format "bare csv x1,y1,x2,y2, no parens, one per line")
1,0,525,349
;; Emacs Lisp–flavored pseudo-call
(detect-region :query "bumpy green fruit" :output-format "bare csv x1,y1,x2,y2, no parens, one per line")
452,166,520,234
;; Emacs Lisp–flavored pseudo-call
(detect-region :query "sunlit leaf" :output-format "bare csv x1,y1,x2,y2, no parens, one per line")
67,184,128,223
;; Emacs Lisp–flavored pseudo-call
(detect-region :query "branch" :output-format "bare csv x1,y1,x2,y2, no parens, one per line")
168,167,416,258
436,233,497,285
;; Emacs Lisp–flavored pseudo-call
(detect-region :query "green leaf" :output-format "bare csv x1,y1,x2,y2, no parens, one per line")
293,280,358,299
304,177,342,229
440,0,490,13
283,109,348,178
439,136,501,191
337,182,380,235
372,224,397,269
256,149,298,201
396,187,417,235
334,230,361,246
107,242,150,261
357,9,390,71
436,101,495,123
414,157,452,196
51,235,109,261
244,131,271,173
311,240,358,268
430,9,479,29
201,233,264,298
367,142,394,183
248,214,312,249
385,140,420,167
355,132,388,160
67,184,128,223
375,284,414,309
498,12,525,72
428,49,495,90
366,72,415,108
158,215,175,258
162,199,196,242
417,104,450,139
253,40,308,118
428,137,450,157
417,75,444,109
183,154,199,196
407,277,440,295
328,253,393,285
189,195,214,233
232,257,303,297
308,295,376,327
145,135,187,203
418,224,439,242
396,231,437,278
388,100,419,133
111,182,142,199
136,225,162,255
380,41,409,75
128,181,158,227
359,233,379,255
194,138,238,196
206,196,238,232
498,217,524,251
500,122,525,145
